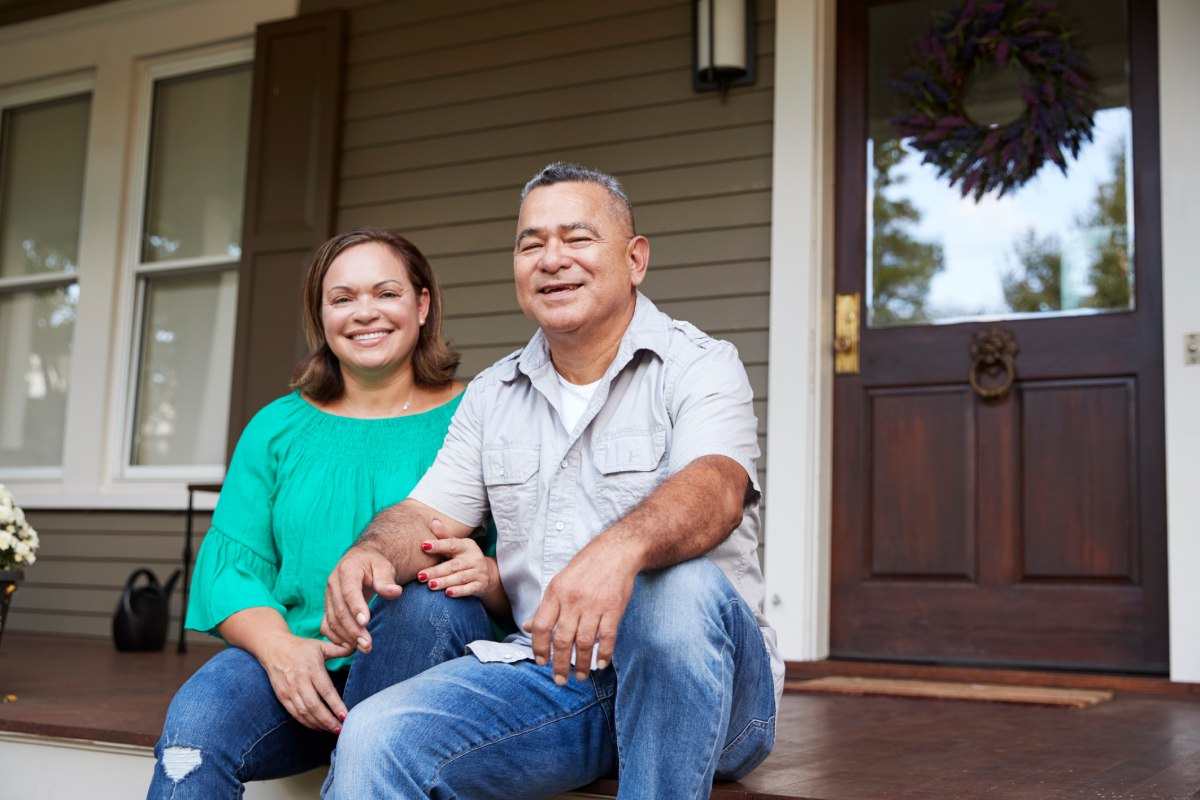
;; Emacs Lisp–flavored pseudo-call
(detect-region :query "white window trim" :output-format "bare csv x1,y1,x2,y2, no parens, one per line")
0,0,297,510
113,43,251,484
0,73,96,483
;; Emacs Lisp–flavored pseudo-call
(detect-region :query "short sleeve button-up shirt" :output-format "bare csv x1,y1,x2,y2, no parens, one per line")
409,292,783,703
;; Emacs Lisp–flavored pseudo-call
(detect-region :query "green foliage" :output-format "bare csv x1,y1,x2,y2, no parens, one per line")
871,139,944,325
1080,143,1131,310
1002,138,1131,314
1002,231,1063,312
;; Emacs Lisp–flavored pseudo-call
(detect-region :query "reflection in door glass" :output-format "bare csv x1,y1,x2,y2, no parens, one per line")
866,0,1133,327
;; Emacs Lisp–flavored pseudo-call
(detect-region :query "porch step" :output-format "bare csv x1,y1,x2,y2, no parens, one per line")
0,732,608,799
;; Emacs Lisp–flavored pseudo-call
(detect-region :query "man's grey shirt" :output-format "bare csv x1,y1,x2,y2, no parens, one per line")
409,292,783,704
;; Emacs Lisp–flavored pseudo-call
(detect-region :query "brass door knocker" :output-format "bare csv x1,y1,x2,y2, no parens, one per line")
968,326,1018,401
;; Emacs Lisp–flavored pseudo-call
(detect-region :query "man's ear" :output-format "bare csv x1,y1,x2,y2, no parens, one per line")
627,235,650,287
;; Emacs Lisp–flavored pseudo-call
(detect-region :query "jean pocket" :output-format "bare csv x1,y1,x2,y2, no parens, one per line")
483,445,539,545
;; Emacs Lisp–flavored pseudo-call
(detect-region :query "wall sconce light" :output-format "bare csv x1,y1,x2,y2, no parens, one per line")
693,0,756,95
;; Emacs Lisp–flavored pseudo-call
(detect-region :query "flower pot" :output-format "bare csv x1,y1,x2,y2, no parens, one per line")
0,569,23,649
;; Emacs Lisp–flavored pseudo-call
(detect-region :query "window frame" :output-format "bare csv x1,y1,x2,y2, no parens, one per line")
0,0,296,509
116,44,252,482
0,73,94,482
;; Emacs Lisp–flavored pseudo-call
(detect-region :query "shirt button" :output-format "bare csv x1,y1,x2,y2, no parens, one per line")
555,521,565,531
561,460,569,469
497,467,506,476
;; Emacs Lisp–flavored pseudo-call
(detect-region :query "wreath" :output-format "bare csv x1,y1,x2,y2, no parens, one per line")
888,0,1096,201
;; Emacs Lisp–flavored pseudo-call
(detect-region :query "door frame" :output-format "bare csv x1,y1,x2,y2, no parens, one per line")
762,0,1200,682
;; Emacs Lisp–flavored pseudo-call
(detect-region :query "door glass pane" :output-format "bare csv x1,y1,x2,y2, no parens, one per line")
0,285,77,468
141,64,251,263
867,0,1132,327
0,94,91,278
131,270,237,466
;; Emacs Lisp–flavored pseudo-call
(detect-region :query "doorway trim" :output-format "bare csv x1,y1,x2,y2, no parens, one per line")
763,0,837,662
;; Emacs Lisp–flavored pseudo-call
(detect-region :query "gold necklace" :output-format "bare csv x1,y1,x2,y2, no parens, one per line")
342,385,416,418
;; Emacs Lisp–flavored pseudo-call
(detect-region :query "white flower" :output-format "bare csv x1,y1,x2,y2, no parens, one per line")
0,487,38,570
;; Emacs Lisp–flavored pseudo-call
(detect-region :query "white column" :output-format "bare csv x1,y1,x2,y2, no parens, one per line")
763,0,837,661
1159,0,1200,683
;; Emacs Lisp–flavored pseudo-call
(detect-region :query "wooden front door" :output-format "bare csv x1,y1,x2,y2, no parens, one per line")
830,0,1167,672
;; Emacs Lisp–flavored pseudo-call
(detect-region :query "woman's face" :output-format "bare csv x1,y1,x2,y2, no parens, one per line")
320,241,430,383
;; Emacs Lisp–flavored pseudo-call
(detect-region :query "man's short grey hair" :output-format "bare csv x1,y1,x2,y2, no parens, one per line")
520,161,637,235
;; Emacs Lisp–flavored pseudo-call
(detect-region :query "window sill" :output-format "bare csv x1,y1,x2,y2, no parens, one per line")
8,480,221,512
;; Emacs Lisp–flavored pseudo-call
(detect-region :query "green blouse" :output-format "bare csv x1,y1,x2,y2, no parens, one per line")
185,390,468,670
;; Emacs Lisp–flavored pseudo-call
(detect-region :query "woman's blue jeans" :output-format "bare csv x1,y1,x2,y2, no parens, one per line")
322,557,777,800
146,584,492,799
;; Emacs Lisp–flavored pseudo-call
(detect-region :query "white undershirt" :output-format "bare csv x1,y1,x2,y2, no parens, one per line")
552,370,600,433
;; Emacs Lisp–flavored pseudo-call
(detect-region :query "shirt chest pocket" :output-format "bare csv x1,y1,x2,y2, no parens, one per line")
591,427,667,525
483,446,540,545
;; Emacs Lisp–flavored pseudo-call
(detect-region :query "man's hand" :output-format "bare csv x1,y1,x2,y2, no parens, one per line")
259,632,354,732
526,538,637,686
524,456,749,686
321,546,404,654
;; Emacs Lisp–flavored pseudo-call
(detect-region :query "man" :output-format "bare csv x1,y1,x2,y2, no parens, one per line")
321,162,782,799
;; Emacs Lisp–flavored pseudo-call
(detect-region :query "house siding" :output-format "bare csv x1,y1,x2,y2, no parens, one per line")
10,509,211,642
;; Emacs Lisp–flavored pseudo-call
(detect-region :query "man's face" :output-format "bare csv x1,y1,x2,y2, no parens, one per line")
513,181,647,341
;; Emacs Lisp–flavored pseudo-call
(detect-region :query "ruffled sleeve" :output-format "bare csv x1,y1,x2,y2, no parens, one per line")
184,401,287,637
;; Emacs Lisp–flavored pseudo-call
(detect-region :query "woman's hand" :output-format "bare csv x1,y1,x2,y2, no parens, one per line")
259,632,355,732
418,533,497,599
418,518,511,620
218,608,353,733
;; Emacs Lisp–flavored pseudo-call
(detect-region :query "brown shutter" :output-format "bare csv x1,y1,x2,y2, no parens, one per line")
225,10,344,462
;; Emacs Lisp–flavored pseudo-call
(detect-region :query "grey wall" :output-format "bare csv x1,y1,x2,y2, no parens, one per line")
10,508,211,642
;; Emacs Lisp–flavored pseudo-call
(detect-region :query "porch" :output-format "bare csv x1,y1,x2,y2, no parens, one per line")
3,633,1200,799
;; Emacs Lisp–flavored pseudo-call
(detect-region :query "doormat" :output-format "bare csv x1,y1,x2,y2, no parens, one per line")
786,676,1113,708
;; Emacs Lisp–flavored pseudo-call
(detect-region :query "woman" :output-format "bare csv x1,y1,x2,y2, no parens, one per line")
147,228,504,798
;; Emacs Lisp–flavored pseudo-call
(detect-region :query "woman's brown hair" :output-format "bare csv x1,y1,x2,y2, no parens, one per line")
290,227,459,401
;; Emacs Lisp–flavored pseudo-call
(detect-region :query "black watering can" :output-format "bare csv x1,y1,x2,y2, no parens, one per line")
113,567,181,651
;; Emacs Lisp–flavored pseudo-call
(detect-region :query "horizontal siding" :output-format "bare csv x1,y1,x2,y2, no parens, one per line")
8,509,212,642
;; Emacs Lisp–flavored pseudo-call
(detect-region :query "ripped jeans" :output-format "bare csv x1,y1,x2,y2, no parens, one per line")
146,585,492,799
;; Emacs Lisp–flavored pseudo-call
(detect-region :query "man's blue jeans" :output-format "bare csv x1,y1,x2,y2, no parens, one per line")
146,585,492,799
322,558,776,799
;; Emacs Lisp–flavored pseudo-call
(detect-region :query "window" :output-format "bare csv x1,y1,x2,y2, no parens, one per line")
0,83,91,474
0,0,291,507
126,59,251,472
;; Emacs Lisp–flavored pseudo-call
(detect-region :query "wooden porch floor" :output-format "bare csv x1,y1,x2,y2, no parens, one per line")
3,632,1200,799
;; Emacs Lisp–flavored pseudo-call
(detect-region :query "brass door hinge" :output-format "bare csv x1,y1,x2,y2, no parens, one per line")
834,293,860,374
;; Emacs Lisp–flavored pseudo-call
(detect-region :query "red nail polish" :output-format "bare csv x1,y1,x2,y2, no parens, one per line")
429,580,438,589
421,542,433,551
338,712,346,721
335,726,342,735
446,589,455,597
417,572,427,582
